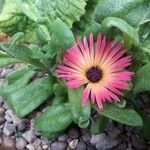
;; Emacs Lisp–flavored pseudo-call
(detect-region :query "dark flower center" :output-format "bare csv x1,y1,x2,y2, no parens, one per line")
86,66,103,83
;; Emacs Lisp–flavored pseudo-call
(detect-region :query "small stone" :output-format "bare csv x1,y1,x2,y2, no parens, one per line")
131,135,147,149
0,96,4,106
3,122,16,136
107,127,121,138
68,127,80,139
117,142,128,150
95,136,118,150
0,117,5,125
2,103,9,109
16,137,27,150
42,144,48,149
0,128,3,136
22,130,37,143
0,107,5,117
4,114,13,122
0,137,2,144
58,134,68,142
82,132,91,143
17,120,27,131
34,139,42,149
51,141,67,150
26,144,35,150
69,139,78,149
3,135,15,148
76,141,86,150
90,133,106,145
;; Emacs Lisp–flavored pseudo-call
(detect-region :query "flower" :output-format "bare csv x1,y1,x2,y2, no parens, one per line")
56,33,133,111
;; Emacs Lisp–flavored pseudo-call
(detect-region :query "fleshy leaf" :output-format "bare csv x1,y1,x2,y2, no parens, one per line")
93,104,143,126
0,51,20,68
15,0,86,27
133,62,150,94
6,76,54,118
100,17,139,45
35,103,72,138
68,87,91,128
94,0,149,27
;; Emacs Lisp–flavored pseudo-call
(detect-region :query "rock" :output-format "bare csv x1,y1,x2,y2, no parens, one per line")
33,138,42,148
3,122,16,136
117,142,128,150
17,120,27,131
0,128,3,136
95,136,119,150
58,134,68,142
131,135,147,150
76,141,86,150
68,127,80,139
0,117,6,125
3,135,15,148
16,137,27,150
22,130,37,143
2,103,9,110
82,132,91,143
107,127,121,138
0,107,5,117
90,133,106,145
51,141,67,150
42,144,48,149
69,139,78,149
0,137,2,144
4,114,13,122
26,144,35,150
0,96,4,106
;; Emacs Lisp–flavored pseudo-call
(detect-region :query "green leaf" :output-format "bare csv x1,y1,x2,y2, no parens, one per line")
100,17,139,46
35,103,72,138
133,62,150,94
93,104,143,126
16,0,86,27
140,38,150,53
90,116,109,135
48,19,75,57
94,0,147,26
0,67,35,97
1,33,47,70
6,76,54,118
0,51,20,68
0,0,23,33
68,87,91,128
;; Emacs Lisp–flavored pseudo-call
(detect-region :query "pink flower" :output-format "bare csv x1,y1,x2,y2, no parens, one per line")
56,33,133,111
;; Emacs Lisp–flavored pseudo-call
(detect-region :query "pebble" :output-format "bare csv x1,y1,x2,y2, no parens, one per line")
51,141,67,150
107,127,121,138
33,138,42,148
131,135,147,149
0,107,5,117
95,136,119,150
3,122,16,136
0,96,4,106
82,132,91,143
58,134,68,142
4,114,13,122
16,137,27,150
42,144,48,149
0,137,2,144
90,133,106,145
69,139,78,149
3,135,15,148
22,130,37,143
76,141,86,150
68,127,80,139
26,144,35,150
0,117,5,125
0,128,3,136
17,120,27,131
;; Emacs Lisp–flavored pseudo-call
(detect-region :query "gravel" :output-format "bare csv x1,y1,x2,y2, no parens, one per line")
0,65,149,150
